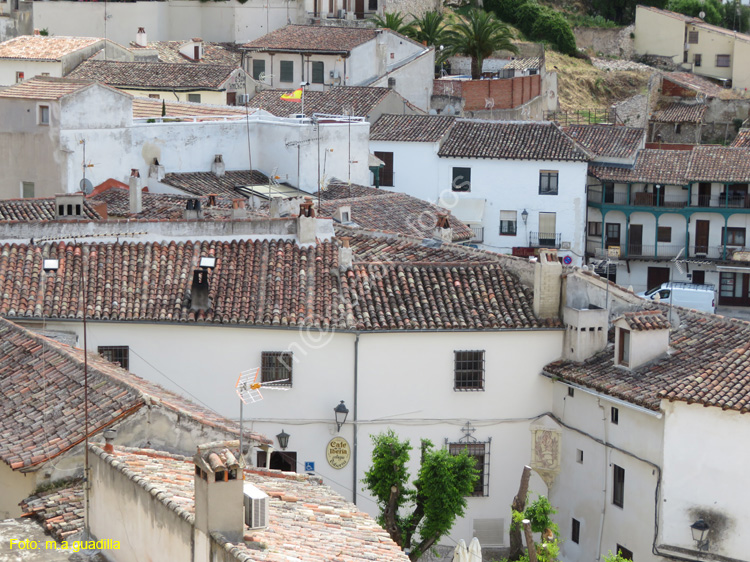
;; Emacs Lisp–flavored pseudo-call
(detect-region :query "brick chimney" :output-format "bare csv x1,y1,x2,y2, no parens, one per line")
533,249,562,320
136,27,147,47
194,441,245,543
128,169,142,214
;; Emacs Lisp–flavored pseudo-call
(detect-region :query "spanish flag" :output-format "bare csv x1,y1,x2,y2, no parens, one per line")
280,88,303,102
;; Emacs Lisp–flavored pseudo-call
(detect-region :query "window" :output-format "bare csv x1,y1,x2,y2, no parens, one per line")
571,518,580,543
723,227,746,246
588,221,602,236
576,449,584,463
657,226,671,243
716,54,730,68
611,406,619,425
374,151,394,187
499,210,517,235
38,105,49,125
694,53,702,67
454,350,484,391
311,61,324,84
613,464,625,508
688,30,699,44
616,545,633,560
539,171,559,195
187,93,201,103
261,351,293,386
98,346,130,369
618,328,630,367
280,60,294,83
452,167,471,192
257,450,297,472
148,94,160,99
15,71,24,83
252,59,266,80
568,386,575,397
22,181,35,198
449,442,489,496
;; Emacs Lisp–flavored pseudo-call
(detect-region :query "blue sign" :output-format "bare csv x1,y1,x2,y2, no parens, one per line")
563,255,573,265
304,461,315,472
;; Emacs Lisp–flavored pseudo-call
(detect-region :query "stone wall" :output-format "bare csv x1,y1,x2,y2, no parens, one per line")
573,25,634,59
613,94,649,128
382,0,440,18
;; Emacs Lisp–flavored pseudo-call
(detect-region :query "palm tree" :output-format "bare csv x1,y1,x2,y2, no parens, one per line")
444,9,518,80
372,11,414,37
409,10,447,47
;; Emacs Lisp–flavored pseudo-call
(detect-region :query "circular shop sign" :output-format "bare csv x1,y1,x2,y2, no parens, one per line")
326,437,351,469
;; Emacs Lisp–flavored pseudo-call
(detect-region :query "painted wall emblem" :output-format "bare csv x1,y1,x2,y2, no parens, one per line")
530,415,562,487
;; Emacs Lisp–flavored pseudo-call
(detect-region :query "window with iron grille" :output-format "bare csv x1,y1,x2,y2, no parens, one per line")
311,61,325,84
449,441,490,496
499,210,517,235
98,346,129,369
694,53,702,67
454,350,484,390
613,464,625,507
187,93,201,103
588,221,602,236
688,30,699,44
539,171,559,195
280,60,294,83
261,352,293,386
716,54,730,68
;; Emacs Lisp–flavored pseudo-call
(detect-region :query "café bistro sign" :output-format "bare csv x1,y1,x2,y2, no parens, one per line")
326,437,351,469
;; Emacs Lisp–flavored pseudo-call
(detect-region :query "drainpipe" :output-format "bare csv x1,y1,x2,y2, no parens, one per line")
596,398,608,561
353,332,360,505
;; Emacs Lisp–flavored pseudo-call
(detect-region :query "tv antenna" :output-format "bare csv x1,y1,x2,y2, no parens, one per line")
235,367,289,462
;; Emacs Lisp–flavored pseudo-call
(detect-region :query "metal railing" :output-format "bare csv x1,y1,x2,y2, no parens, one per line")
470,225,484,243
589,190,750,210
586,240,744,261
530,232,561,248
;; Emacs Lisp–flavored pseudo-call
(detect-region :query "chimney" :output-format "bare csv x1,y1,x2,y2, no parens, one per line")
194,441,245,543
54,193,85,220
232,198,246,220
184,198,203,220
207,194,217,208
129,169,142,214
136,27,147,47
297,198,317,244
562,305,608,362
533,249,562,320
33,29,40,36
387,77,396,89
433,212,453,243
339,236,352,269
148,156,164,181
103,429,117,454
211,155,225,177
190,268,211,310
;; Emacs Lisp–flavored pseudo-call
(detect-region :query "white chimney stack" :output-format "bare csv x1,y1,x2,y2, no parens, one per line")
129,168,142,214
136,27,147,47
211,154,226,178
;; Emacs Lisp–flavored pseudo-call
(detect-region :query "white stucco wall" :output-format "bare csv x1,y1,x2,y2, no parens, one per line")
369,48,435,111
0,464,36,520
634,6,687,61
0,60,61,86
369,139,441,196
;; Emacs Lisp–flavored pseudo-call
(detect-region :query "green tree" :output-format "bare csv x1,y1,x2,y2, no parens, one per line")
362,430,479,561
668,0,723,26
444,9,518,79
409,10,448,48
372,11,414,36
531,10,577,55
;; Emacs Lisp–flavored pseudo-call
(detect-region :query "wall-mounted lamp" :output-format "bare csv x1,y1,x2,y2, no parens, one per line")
691,519,709,551
521,209,529,225
199,256,216,269
334,400,349,432
43,258,60,272
276,429,290,451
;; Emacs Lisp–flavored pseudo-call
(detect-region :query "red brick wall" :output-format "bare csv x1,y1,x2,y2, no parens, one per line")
662,78,697,98
433,74,541,111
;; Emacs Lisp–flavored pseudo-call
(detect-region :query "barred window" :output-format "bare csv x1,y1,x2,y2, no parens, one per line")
252,59,266,80
539,171,559,195
688,30,699,44
449,441,489,496
454,350,485,391
98,346,129,370
716,54,730,68
261,352,293,386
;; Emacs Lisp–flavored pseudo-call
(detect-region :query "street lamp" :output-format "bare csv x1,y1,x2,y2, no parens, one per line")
334,400,349,432
521,209,529,224
690,519,709,551
276,429,290,451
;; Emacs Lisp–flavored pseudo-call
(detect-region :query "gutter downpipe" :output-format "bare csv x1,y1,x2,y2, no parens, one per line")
353,332,360,505
596,398,608,561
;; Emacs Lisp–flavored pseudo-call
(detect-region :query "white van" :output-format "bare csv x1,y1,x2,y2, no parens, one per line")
638,282,716,313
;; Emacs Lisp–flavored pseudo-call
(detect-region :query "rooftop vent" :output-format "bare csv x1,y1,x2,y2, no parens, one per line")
190,268,210,311
54,193,85,220
243,483,269,529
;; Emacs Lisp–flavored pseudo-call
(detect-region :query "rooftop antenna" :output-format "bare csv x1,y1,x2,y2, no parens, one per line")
79,139,95,194
234,367,289,464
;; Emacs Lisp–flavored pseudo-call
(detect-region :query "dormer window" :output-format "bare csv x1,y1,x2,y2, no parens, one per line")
617,328,630,367
613,311,670,370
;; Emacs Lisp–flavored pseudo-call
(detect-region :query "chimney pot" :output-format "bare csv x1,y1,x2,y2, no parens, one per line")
128,169,142,214
136,27,148,48
341,236,350,248
33,29,40,36
130,168,140,178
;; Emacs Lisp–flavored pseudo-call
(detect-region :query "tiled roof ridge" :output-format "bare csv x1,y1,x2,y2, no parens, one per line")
89,444,196,523
80,59,237,72
245,466,324,484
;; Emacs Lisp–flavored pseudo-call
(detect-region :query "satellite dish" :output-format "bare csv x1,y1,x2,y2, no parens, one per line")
80,178,93,194
699,11,705,19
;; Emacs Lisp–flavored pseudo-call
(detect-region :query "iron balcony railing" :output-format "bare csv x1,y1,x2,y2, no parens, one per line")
586,239,744,261
530,232,561,248
589,189,750,210
470,225,484,243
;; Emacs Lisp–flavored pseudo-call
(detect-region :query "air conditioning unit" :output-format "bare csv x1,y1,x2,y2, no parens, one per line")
237,93,250,105
243,483,269,529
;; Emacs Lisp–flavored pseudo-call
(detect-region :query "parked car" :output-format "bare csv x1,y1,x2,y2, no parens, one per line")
638,282,716,313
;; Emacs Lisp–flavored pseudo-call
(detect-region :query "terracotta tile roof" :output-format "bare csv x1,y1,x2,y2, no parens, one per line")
319,181,392,200
545,307,750,413
618,310,670,331
731,129,750,148
663,72,742,100
0,316,268,470
564,124,644,160
131,41,242,66
651,102,706,123
20,485,84,541
503,57,541,70
0,35,101,61
242,25,378,53
0,76,101,100
438,120,590,161
132,97,251,120
0,197,101,222
250,86,406,118
84,445,410,561
0,236,556,330
370,114,456,142
88,185,241,220
68,60,238,90
589,148,691,184
160,170,270,198
316,182,474,242
686,145,750,182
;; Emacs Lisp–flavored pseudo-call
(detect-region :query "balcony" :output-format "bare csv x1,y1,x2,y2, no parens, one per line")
530,232,561,248
586,239,746,261
588,188,750,211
